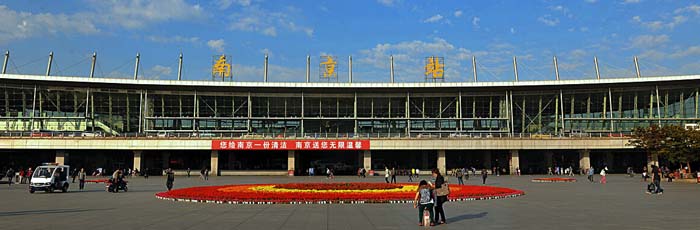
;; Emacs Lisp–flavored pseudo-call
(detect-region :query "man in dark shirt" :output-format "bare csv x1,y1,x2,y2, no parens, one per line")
651,165,663,194
165,168,175,191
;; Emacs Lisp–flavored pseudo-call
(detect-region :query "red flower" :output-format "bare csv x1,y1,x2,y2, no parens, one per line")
155,183,524,204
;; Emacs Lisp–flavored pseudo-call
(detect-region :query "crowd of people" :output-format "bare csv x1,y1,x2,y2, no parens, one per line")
2,167,32,185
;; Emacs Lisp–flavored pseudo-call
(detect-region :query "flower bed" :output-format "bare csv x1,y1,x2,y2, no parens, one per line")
531,178,577,183
273,182,402,190
155,182,524,204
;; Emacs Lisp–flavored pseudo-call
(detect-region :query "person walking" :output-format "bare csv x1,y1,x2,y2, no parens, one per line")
413,180,435,227
385,167,390,183
431,169,448,225
26,167,32,184
649,165,663,194
391,167,397,184
205,168,210,180
18,168,25,184
588,166,595,182
165,168,175,191
5,168,14,186
71,168,78,183
144,168,149,179
600,166,608,184
78,168,86,190
455,168,464,185
187,168,191,178
481,168,488,184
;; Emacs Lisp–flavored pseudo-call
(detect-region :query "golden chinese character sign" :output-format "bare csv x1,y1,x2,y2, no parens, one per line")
212,55,232,81
319,56,337,79
424,56,445,80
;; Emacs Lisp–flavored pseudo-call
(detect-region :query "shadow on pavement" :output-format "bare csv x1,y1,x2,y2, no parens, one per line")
446,212,488,223
0,208,114,217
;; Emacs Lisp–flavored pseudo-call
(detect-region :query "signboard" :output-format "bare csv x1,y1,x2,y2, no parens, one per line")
212,55,232,80
424,56,444,80
319,55,338,79
212,140,370,151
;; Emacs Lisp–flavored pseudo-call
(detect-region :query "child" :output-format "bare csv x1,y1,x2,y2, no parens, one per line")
413,180,435,226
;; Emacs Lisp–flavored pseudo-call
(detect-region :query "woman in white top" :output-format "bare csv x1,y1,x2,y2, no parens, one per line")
385,167,390,183
600,166,608,184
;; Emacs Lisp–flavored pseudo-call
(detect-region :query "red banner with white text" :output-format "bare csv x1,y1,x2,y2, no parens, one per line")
212,140,370,151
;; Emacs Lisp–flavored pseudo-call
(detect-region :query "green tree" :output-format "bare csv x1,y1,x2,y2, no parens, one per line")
630,125,700,172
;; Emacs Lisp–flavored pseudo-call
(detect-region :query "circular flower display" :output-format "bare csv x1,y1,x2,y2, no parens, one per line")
155,182,524,204
531,178,577,183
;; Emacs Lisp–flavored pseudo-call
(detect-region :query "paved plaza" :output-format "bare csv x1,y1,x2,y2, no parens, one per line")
0,174,697,230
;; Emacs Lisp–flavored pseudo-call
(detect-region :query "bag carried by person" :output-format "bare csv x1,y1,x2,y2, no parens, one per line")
646,183,656,193
435,183,450,196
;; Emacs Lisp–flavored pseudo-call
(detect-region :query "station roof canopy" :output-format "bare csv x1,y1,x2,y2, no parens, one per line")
2,73,699,94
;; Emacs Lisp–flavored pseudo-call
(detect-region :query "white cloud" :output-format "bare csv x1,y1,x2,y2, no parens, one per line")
632,5,699,31
629,34,670,48
262,27,277,36
146,35,200,44
215,0,252,10
234,64,305,82
0,1,207,44
0,5,100,44
632,15,686,30
377,0,397,6
670,46,700,59
674,5,700,15
423,14,444,23
89,0,204,29
549,5,567,12
538,15,560,26
207,39,226,53
569,49,587,58
355,38,523,82
585,0,598,3
622,0,641,4
639,49,666,60
454,10,463,17
228,6,313,37
472,17,480,28
142,65,173,79
510,27,515,34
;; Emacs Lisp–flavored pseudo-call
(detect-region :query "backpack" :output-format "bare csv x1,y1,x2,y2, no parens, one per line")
419,188,434,204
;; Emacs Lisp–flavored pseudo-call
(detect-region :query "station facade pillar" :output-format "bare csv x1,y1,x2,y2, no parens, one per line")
133,150,142,171
55,150,66,165
579,149,591,171
363,150,372,173
437,150,446,174
509,150,520,175
210,150,219,176
647,153,659,173
287,150,295,176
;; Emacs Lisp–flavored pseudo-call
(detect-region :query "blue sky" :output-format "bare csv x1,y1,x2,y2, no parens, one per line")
1,0,699,82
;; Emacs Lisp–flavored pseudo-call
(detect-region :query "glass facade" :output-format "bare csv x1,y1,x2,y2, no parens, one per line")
2,81,699,136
